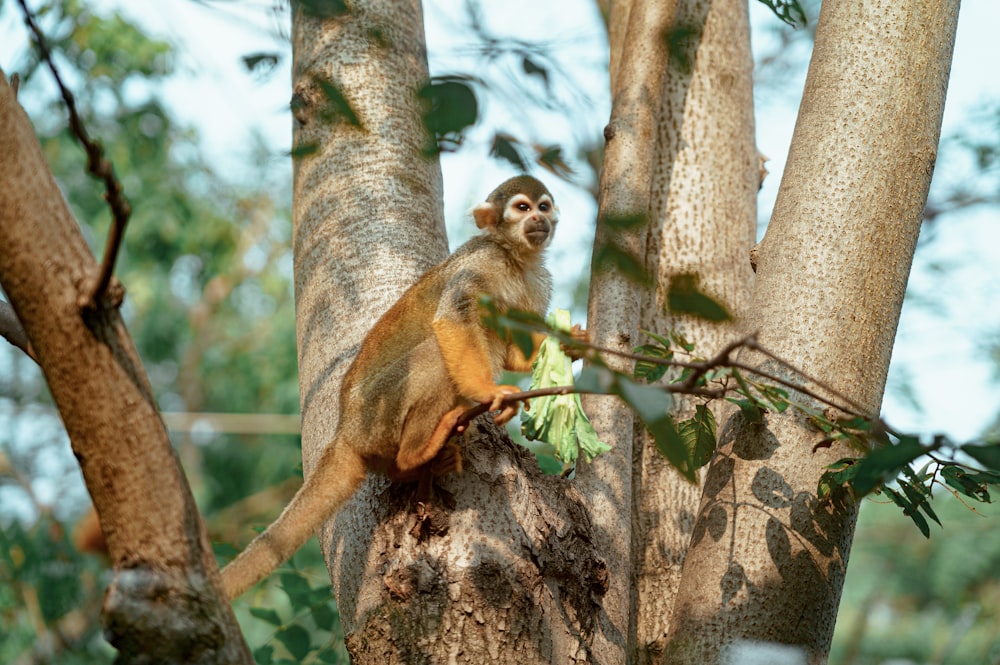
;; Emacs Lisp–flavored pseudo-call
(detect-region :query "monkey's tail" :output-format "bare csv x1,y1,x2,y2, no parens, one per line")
220,436,366,600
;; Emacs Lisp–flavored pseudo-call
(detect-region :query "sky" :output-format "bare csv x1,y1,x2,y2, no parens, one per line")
1,0,999,446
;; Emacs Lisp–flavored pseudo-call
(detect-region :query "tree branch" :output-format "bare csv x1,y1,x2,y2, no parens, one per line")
0,300,37,362
17,0,131,310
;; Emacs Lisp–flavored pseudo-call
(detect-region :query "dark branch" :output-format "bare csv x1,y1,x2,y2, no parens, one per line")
17,0,131,310
571,332,875,420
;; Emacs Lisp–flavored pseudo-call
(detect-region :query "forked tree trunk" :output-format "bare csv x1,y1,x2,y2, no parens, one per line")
579,0,676,660
0,72,250,663
631,0,757,662
291,3,608,662
664,0,960,662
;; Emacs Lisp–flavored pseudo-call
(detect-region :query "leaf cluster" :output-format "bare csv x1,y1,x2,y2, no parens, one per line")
819,436,1000,538
482,289,1000,538
244,569,347,665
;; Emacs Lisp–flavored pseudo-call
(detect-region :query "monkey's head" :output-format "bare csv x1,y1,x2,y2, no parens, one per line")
472,175,558,252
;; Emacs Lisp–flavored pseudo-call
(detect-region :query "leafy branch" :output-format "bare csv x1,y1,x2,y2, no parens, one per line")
475,298,1000,535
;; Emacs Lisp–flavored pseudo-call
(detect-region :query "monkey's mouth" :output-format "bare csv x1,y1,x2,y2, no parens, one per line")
524,220,550,245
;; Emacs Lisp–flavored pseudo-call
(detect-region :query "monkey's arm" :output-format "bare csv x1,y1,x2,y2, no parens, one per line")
504,331,548,373
431,317,526,426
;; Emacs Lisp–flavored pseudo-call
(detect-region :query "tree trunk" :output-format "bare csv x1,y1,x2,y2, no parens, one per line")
632,0,757,662
664,0,960,662
291,3,607,662
0,72,250,663
580,0,677,660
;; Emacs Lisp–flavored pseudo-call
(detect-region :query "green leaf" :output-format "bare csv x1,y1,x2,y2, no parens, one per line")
632,343,672,383
941,465,991,503
253,645,275,665
818,459,859,498
490,133,528,171
521,310,611,464
522,56,549,89
884,486,930,538
311,602,337,631
249,607,283,626
279,572,313,610
899,479,940,527
275,624,313,661
649,413,692,481
297,0,349,18
664,24,700,75
575,365,618,394
836,416,874,432
640,329,674,349
316,647,342,663
534,144,573,179
961,443,1000,471
967,470,1000,486
677,404,717,471
726,397,763,425
616,377,672,425
512,329,535,359
290,141,319,159
593,240,652,285
669,330,695,353
667,273,731,322
756,384,790,413
241,52,280,77
614,379,691,479
419,78,478,152
851,436,928,496
315,77,361,127
756,0,808,27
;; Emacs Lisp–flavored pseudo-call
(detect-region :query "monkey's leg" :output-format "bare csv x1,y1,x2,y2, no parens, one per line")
394,406,467,474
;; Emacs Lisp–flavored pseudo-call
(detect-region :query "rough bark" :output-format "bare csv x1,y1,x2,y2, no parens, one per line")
633,0,757,662
579,0,677,660
0,71,250,663
290,3,607,662
664,0,960,662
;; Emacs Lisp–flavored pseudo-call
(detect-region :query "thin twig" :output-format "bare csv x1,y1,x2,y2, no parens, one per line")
17,0,131,309
453,380,728,433
743,338,873,417
571,331,876,421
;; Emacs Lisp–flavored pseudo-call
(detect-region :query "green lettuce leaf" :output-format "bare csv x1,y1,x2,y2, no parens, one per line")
521,309,611,465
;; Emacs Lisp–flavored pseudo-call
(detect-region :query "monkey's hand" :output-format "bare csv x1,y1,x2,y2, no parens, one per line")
478,384,528,426
561,324,590,361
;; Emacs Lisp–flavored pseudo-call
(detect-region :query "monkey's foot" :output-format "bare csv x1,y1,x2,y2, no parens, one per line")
561,324,590,361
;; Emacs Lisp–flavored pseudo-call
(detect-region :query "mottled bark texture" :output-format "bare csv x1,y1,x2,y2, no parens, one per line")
580,0,677,661
632,0,757,663
664,0,960,663
290,3,607,662
0,72,250,663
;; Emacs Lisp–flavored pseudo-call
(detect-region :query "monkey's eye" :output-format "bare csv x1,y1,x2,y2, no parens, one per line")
517,203,530,211
539,202,550,212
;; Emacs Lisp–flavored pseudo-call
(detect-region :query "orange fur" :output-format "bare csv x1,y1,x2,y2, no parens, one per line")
221,176,559,599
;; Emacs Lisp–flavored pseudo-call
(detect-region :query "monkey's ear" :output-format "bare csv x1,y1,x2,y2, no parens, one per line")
472,202,498,230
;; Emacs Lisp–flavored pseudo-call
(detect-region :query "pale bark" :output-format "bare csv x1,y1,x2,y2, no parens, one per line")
664,0,960,662
604,0,633,92
633,0,757,662
580,0,677,660
291,3,606,662
0,72,250,663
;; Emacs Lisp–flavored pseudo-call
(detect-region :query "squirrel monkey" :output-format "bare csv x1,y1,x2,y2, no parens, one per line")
221,175,559,599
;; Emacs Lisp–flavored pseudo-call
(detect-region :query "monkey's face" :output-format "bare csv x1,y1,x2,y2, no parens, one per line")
502,191,559,251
